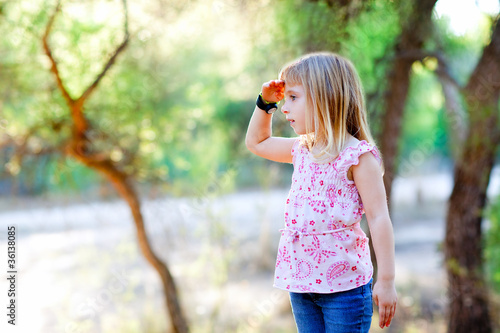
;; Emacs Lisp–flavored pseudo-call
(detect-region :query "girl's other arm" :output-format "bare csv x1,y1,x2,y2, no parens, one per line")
245,80,296,163
352,152,397,329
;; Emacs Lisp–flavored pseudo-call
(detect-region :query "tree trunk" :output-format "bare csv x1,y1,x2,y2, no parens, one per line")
378,0,437,202
445,150,495,333
380,57,413,201
444,16,500,333
72,155,190,333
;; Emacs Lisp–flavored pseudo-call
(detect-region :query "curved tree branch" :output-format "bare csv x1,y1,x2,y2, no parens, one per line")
44,0,130,139
433,53,467,156
77,0,130,105
433,53,462,91
4,121,65,178
42,0,74,107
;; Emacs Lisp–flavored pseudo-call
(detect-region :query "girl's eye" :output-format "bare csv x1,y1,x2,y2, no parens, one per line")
291,95,296,101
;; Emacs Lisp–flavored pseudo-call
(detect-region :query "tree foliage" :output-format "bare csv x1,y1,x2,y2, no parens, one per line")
3,0,494,197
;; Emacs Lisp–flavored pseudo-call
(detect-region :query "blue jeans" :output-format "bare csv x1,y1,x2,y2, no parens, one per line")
289,279,373,333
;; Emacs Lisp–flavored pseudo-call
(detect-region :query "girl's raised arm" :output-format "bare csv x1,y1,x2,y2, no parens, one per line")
245,80,297,163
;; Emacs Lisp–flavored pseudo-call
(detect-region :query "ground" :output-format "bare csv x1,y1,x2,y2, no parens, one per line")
1,170,499,333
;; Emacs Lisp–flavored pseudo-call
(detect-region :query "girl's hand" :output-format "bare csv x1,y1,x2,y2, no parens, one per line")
261,80,285,103
372,279,397,329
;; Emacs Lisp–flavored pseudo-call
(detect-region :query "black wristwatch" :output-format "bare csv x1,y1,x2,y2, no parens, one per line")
256,93,278,114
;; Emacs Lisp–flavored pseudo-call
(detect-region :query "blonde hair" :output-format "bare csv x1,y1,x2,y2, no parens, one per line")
279,52,376,163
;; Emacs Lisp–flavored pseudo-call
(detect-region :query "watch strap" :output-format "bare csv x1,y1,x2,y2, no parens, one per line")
256,94,278,114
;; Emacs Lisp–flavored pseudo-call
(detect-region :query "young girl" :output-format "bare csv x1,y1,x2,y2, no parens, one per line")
245,52,397,332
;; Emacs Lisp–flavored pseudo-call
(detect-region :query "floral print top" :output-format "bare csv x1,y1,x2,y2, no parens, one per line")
273,138,382,293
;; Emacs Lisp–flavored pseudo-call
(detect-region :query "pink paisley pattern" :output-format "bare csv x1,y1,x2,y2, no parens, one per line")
276,246,291,269
292,259,314,280
293,195,304,208
309,199,327,214
355,236,368,252
309,163,323,184
325,184,337,207
273,139,381,293
328,219,350,241
326,261,350,286
304,235,337,264
292,285,319,292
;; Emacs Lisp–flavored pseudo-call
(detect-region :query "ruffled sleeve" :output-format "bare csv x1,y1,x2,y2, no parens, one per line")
340,141,382,184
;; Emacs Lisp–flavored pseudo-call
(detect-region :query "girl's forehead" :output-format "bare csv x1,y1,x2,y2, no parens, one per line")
285,83,304,94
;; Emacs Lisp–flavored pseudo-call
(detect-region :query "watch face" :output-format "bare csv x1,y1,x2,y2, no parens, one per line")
266,107,277,114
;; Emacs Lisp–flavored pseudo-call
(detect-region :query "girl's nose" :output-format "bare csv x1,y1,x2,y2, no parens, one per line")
281,103,289,114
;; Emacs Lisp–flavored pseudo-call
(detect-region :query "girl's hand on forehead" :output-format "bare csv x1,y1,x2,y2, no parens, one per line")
261,80,285,103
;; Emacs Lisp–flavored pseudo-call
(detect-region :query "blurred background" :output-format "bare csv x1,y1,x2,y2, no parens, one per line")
0,0,499,332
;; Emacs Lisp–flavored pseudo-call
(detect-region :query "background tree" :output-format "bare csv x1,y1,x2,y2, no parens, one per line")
40,1,189,332
443,16,500,333
378,0,438,202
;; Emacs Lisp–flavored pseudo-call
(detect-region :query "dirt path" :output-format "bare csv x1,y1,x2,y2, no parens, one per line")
1,170,498,333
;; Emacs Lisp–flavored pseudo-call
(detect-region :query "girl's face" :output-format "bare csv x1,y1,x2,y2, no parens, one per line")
281,83,314,135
